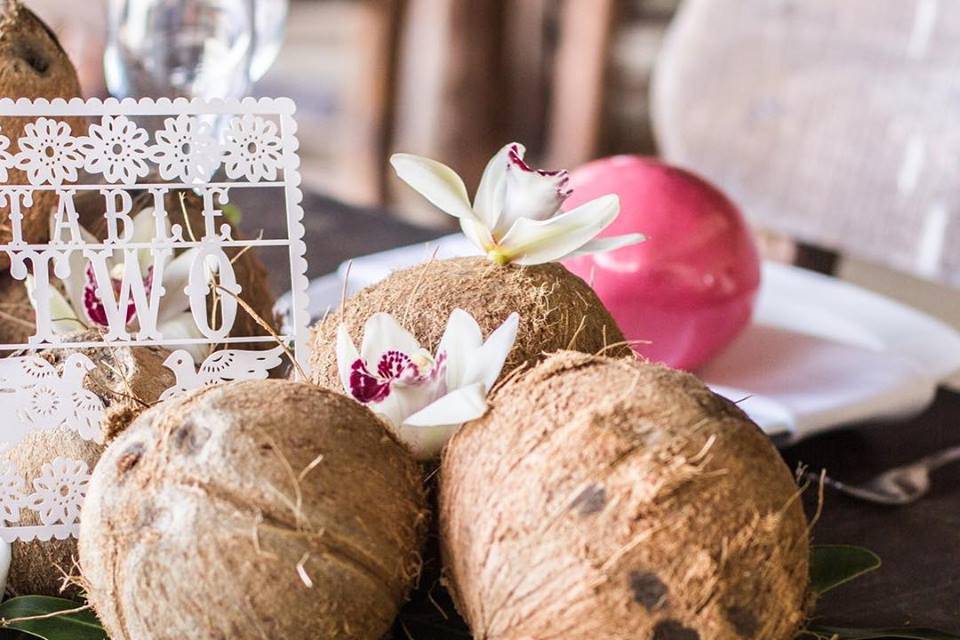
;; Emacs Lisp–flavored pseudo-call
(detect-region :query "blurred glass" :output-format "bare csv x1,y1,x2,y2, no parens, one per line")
105,0,288,101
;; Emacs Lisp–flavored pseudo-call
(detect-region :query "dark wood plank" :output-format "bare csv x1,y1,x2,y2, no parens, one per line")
783,389,960,632
232,188,442,294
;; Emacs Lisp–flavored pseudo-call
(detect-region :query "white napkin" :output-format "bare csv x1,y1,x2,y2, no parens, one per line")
701,325,937,439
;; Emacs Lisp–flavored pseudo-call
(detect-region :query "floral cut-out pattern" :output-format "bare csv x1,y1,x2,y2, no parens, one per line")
0,98,310,543
0,112,288,187
23,458,90,526
223,114,283,182
79,115,151,184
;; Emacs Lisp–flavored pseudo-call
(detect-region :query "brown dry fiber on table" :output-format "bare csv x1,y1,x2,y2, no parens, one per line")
0,1,87,270
80,380,429,640
440,351,811,640
309,256,628,389
4,332,174,597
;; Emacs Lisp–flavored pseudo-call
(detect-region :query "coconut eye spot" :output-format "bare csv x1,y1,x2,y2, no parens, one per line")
652,620,700,640
725,606,759,638
116,442,145,475
173,420,211,455
628,570,667,610
15,42,50,75
570,484,606,516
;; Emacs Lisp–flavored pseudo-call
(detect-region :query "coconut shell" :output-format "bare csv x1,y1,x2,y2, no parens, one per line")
38,330,175,440
0,1,87,269
79,380,428,640
3,427,100,598
309,256,627,390
439,351,810,640
4,335,173,598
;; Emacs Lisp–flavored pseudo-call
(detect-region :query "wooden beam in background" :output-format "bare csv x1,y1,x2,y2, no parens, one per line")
390,0,508,225
503,0,550,153
545,0,617,169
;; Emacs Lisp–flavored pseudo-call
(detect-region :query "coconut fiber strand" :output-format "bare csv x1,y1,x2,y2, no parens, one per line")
440,351,810,640
79,380,428,640
310,256,627,389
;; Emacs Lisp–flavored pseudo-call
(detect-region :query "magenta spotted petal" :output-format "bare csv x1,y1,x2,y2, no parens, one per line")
82,261,153,327
349,358,391,403
349,349,448,405
378,350,413,381
507,143,571,198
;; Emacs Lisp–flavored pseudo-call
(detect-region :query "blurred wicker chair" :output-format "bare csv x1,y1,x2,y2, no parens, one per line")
652,0,960,288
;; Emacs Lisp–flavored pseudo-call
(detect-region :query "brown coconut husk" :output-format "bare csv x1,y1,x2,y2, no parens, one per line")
37,330,175,440
0,1,87,269
4,332,174,598
76,190,278,346
309,256,627,390
3,427,101,599
79,380,428,640
439,351,810,640
0,268,34,344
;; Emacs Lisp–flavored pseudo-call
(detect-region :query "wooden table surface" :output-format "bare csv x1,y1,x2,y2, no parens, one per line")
248,190,960,635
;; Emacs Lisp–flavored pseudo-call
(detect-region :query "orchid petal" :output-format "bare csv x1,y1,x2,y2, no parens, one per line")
390,153,476,220
158,314,209,361
394,423,459,461
56,219,98,317
373,372,444,431
25,275,83,334
403,382,487,427
473,143,518,230
158,248,198,322
495,147,570,238
132,207,170,271
566,233,647,258
463,312,519,391
131,207,156,242
335,323,360,394
499,194,620,266
437,309,484,389
359,312,422,366
459,217,494,252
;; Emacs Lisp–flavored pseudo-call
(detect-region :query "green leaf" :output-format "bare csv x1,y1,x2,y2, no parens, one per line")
802,626,960,639
0,597,106,640
810,545,882,595
221,204,242,225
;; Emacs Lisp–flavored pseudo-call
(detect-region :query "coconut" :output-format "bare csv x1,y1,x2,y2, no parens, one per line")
309,256,626,390
37,331,176,440
79,380,428,640
439,351,810,640
4,334,174,597
0,1,86,267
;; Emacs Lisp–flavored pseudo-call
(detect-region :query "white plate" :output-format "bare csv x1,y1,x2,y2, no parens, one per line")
702,262,960,439
282,234,960,440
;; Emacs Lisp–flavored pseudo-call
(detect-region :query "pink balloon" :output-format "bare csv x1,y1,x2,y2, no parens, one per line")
563,156,760,370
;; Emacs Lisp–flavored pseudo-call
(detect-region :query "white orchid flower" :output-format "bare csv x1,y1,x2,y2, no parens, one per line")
390,142,645,265
337,309,519,460
25,207,210,360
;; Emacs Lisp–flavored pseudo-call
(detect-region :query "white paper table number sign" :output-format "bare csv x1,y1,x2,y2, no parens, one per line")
0,97,310,542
